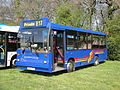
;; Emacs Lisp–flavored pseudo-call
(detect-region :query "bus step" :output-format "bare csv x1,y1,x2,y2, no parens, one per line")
53,66,65,72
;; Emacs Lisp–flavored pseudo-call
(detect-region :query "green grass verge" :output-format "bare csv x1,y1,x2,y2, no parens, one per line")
0,61,120,90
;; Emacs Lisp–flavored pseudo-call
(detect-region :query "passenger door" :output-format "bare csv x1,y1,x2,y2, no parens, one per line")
53,30,64,67
0,32,6,67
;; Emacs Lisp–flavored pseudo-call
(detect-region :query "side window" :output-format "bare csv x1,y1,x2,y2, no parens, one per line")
99,35,106,48
7,33,18,51
67,30,77,50
87,34,92,49
92,35,99,49
78,32,87,49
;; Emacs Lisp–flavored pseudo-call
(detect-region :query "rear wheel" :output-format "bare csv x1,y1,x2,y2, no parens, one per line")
67,60,75,72
94,56,99,66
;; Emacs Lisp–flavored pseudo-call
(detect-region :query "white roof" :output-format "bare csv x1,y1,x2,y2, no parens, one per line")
0,24,19,33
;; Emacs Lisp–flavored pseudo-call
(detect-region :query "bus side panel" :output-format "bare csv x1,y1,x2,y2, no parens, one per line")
65,49,107,68
93,49,107,62
65,50,92,68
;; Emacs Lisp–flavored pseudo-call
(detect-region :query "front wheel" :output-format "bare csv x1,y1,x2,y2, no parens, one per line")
94,56,99,66
67,60,75,72
10,59,16,67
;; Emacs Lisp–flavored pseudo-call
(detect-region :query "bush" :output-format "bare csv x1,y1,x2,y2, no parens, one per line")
108,41,120,61
106,14,120,61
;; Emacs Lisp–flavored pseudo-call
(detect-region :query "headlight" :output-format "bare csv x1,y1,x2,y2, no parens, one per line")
43,61,47,63
17,59,20,61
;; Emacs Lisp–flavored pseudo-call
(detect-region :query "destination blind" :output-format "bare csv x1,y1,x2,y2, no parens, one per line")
23,20,43,27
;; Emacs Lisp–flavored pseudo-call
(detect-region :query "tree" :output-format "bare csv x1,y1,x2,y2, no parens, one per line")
55,3,86,28
0,0,16,25
105,14,120,60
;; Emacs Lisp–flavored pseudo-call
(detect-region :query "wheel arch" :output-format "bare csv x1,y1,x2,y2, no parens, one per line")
67,58,75,63
10,54,17,66
11,54,17,61
94,54,99,58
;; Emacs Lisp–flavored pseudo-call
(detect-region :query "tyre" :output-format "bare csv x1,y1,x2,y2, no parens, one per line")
94,56,99,66
67,60,75,72
10,55,17,68
10,59,16,68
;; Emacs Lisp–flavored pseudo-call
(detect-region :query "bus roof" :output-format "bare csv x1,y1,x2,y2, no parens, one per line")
50,23,106,35
0,24,19,33
20,18,106,35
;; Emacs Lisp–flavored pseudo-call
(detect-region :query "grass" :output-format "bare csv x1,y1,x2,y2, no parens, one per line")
0,61,120,90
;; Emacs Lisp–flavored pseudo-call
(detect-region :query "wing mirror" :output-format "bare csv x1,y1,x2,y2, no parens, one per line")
31,44,38,48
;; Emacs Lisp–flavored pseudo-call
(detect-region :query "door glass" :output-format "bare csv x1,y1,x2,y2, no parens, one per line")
0,33,5,65
53,31,64,67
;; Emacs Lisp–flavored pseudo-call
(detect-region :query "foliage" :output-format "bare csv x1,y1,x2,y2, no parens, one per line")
0,0,62,25
106,14,120,60
55,3,86,28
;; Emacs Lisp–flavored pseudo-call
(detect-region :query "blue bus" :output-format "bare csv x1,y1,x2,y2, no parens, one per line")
16,18,107,73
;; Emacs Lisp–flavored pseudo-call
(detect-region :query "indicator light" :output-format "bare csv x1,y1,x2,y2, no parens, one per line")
44,54,48,57
17,53,20,56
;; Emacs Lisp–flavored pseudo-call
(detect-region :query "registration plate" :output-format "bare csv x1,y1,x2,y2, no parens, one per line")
27,67,35,70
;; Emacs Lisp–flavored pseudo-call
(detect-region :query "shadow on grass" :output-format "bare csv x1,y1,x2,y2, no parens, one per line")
0,61,105,76
20,69,67,77
20,65,94,77
0,67,16,70
20,61,106,76
75,61,105,71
